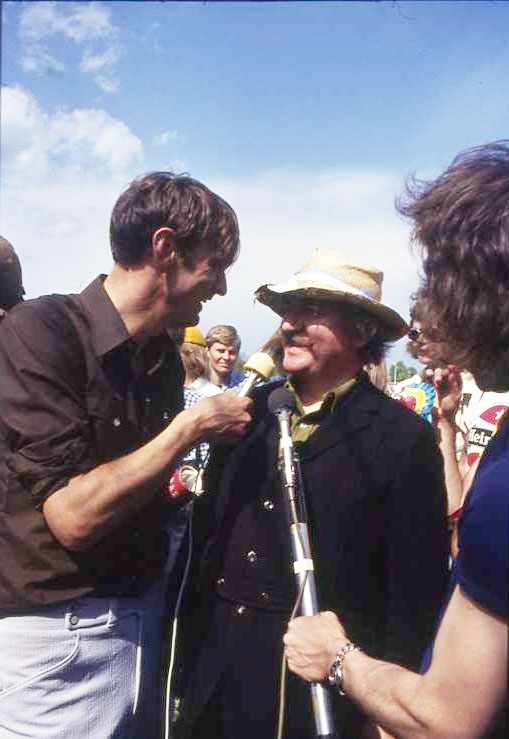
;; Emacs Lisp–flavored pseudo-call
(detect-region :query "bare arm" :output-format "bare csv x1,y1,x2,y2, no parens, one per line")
431,366,464,516
43,391,252,550
284,585,507,739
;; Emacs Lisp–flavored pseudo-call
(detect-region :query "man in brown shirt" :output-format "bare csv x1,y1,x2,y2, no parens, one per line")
0,173,252,738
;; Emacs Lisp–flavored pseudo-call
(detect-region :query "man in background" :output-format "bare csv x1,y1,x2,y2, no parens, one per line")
0,172,252,738
0,235,24,319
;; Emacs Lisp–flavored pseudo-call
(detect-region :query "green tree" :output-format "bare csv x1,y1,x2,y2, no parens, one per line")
389,361,418,385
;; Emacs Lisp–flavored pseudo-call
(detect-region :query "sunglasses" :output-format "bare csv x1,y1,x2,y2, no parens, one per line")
408,327,423,341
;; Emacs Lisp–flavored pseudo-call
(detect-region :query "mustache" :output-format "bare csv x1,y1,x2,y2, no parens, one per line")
282,330,311,348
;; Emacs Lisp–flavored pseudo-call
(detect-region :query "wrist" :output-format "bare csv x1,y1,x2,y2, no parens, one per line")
166,406,202,458
435,404,457,423
328,642,362,695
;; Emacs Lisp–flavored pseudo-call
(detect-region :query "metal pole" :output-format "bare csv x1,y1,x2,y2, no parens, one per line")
271,394,339,738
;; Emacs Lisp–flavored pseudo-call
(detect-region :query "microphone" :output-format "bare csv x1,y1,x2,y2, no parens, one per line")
268,386,297,492
236,351,275,398
267,385,296,415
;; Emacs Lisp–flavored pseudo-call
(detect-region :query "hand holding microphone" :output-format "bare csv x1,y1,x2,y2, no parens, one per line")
189,350,276,444
169,350,277,499
236,351,276,397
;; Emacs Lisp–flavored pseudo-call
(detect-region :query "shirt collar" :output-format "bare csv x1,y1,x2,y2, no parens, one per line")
79,276,131,359
291,374,360,422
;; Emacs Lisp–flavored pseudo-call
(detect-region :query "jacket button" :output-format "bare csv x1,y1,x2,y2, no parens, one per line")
113,417,121,427
235,605,247,616
217,576,225,587
260,591,269,601
262,499,274,511
246,549,257,564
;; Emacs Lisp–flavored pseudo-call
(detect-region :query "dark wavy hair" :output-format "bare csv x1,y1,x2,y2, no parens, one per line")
110,172,240,268
398,141,509,374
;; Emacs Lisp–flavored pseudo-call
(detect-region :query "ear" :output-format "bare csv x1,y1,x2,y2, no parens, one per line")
152,227,177,268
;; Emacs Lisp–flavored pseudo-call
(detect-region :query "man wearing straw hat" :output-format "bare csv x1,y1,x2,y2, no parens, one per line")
177,248,449,739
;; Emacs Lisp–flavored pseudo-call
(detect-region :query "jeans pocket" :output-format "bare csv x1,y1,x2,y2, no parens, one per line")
0,626,80,698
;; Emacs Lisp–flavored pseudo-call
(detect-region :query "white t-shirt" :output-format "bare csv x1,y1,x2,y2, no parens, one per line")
190,376,222,398
456,372,509,467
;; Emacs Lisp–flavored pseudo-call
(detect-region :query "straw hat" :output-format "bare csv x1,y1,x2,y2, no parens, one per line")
255,248,408,341
182,325,206,346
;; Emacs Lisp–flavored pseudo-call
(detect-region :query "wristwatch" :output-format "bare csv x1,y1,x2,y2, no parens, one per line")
327,642,361,695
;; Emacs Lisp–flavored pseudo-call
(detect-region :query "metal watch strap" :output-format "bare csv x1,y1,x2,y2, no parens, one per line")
327,642,362,695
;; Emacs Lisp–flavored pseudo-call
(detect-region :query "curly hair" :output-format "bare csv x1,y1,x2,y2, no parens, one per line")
406,291,448,366
398,141,509,375
110,172,240,268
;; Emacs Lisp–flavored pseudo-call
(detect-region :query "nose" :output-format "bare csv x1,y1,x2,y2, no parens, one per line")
280,313,302,333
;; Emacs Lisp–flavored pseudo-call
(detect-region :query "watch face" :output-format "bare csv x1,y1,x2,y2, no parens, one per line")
328,659,342,688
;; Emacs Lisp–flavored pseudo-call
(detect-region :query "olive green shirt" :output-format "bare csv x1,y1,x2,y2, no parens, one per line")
290,375,359,443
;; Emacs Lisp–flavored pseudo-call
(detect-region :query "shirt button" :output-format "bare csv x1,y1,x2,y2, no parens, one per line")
235,605,247,616
246,549,257,564
262,499,274,511
69,614,79,626
113,417,121,427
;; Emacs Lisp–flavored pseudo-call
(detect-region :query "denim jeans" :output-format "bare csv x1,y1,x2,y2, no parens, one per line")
0,582,163,738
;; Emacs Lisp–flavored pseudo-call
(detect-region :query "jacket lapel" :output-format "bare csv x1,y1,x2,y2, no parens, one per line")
298,379,381,462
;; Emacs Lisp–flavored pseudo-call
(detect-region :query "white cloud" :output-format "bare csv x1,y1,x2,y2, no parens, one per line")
81,45,120,73
1,85,143,180
1,86,146,300
156,130,179,146
19,1,114,43
18,2,122,93
21,45,66,75
95,74,119,94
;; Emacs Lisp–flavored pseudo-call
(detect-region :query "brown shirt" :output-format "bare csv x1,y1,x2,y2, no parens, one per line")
0,277,183,613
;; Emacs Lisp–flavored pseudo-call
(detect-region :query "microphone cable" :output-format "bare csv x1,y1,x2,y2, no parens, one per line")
163,449,210,739
275,567,309,739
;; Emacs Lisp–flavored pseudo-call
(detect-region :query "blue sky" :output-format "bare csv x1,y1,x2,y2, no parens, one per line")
2,0,509,365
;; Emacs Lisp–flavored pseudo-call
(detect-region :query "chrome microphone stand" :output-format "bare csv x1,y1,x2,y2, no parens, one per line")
269,388,339,739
